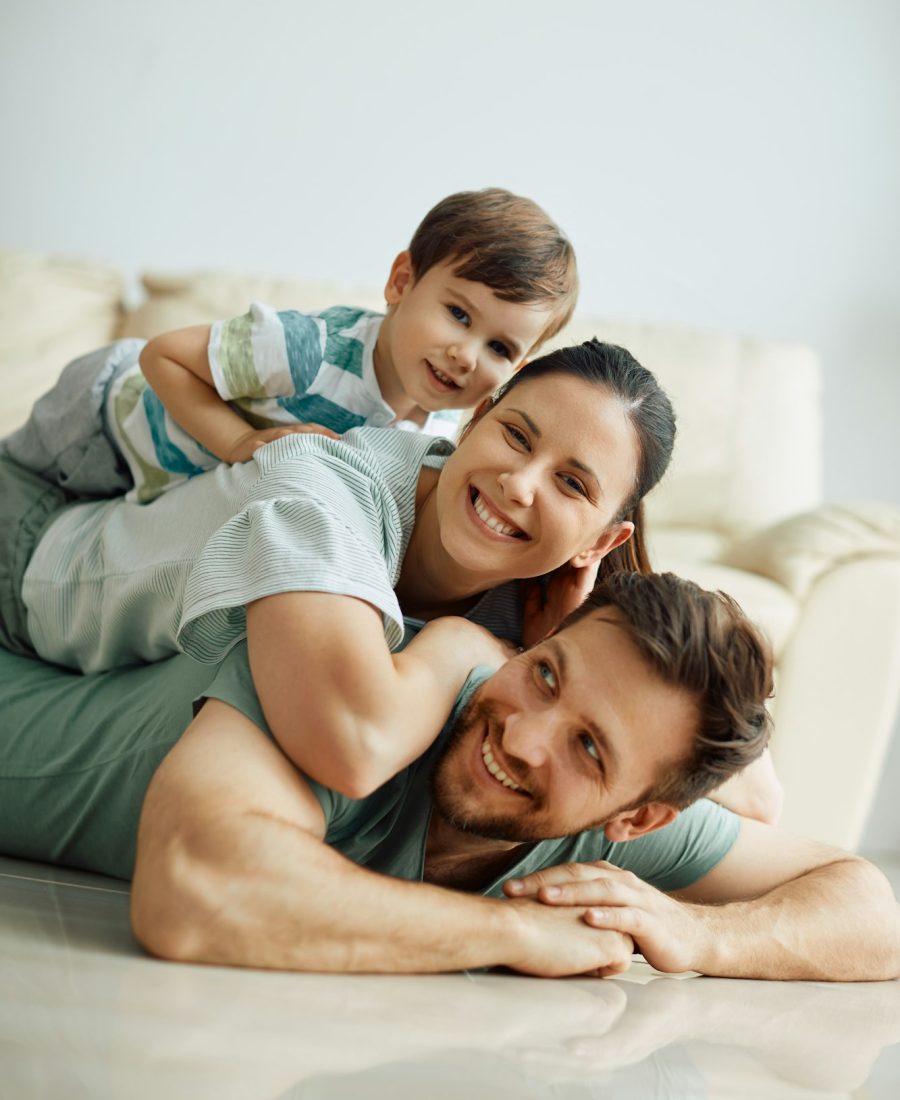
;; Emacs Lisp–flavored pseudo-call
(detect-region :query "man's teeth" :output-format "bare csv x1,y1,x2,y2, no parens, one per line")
482,737,523,791
473,492,521,538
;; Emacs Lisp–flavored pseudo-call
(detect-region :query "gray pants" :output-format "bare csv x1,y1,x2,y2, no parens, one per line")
0,339,144,497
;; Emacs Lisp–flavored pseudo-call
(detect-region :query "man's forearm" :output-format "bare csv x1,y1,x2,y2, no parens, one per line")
688,857,900,981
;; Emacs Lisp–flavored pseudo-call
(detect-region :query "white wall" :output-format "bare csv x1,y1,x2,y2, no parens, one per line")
2,0,898,846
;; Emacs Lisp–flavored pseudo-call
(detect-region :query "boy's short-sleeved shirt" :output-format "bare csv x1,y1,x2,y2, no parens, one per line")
206,644,743,897
106,305,415,504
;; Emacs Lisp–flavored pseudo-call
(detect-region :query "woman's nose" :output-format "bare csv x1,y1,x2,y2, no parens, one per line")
498,467,536,507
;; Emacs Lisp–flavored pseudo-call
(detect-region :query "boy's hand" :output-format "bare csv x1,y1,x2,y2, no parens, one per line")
520,559,600,648
226,424,341,464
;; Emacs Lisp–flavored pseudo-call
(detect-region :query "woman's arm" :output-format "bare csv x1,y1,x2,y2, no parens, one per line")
139,327,337,464
246,593,513,798
706,750,784,825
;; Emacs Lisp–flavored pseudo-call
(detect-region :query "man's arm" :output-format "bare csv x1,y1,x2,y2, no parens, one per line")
504,819,900,981
131,699,634,976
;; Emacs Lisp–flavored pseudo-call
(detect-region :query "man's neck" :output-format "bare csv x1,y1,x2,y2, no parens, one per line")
423,810,528,892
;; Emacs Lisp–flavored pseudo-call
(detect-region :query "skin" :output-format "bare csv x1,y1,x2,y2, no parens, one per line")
131,611,900,981
374,252,555,423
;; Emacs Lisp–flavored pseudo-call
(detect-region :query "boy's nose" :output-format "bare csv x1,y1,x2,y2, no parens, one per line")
447,342,477,372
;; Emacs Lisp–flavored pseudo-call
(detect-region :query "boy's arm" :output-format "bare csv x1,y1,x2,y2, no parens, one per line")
131,698,634,976
505,819,900,981
246,593,513,798
706,749,784,825
139,327,337,464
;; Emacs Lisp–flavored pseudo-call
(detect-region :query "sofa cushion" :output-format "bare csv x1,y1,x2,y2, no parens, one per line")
0,251,123,436
545,317,824,539
116,270,385,340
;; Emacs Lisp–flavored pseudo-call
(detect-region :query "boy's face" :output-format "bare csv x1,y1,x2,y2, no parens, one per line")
377,253,555,415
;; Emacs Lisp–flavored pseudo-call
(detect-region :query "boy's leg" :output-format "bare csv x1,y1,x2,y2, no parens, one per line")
0,339,143,497
0,457,72,656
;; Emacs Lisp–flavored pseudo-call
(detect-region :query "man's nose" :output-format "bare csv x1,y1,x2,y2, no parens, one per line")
447,340,477,372
502,710,551,769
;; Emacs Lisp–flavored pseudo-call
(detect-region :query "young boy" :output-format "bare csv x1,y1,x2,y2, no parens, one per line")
2,189,578,502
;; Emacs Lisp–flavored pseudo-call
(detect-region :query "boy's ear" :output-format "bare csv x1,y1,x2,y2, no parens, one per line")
384,251,415,305
569,520,634,568
604,801,678,843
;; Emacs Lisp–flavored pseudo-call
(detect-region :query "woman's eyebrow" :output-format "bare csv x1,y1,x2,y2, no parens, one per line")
505,408,541,436
505,408,603,491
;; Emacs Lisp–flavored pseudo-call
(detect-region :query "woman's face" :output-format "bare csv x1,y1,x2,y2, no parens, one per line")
435,374,641,583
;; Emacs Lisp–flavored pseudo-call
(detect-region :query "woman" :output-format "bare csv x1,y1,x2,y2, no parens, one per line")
3,339,673,798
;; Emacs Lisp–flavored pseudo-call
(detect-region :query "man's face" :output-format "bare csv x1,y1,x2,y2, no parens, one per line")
431,612,698,843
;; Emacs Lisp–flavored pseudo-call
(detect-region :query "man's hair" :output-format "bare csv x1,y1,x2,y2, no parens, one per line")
408,188,579,345
560,572,774,809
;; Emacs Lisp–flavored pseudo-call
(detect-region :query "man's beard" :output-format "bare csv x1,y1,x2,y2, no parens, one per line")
429,691,553,844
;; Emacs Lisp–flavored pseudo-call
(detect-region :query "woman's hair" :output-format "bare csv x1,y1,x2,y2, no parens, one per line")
492,339,676,577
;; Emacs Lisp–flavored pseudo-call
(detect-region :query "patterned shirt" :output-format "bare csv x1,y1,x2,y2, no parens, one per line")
105,304,460,504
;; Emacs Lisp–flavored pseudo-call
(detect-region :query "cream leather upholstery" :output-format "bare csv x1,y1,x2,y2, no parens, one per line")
3,252,898,849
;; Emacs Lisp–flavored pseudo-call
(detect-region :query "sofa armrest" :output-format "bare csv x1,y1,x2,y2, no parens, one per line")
719,502,900,599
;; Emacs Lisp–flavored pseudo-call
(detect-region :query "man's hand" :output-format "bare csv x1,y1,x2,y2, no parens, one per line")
520,559,600,648
505,895,635,978
226,423,341,464
505,861,705,975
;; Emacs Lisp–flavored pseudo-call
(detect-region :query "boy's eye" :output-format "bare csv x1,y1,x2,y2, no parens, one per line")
503,423,530,449
448,305,470,326
489,340,511,359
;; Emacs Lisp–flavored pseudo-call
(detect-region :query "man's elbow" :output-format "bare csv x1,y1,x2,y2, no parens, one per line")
130,837,215,964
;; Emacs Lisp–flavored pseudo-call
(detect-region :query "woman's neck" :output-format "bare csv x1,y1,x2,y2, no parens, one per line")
397,466,495,621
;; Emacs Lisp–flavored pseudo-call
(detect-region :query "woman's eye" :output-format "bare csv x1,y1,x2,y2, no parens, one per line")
558,473,588,498
448,305,470,325
579,733,601,764
504,424,530,449
489,339,511,359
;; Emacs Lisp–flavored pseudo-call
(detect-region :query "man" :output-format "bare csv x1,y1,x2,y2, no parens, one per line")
1,572,897,979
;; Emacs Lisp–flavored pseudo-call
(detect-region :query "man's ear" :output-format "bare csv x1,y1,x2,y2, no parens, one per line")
384,251,415,305
569,520,634,569
604,801,679,843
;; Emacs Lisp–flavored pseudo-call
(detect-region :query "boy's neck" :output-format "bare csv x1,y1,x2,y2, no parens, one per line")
372,315,426,425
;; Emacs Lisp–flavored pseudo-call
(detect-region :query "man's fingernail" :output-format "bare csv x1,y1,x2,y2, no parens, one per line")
545,886,561,898
507,880,523,893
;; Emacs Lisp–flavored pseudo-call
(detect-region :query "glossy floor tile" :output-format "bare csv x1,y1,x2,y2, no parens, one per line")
1,854,898,1099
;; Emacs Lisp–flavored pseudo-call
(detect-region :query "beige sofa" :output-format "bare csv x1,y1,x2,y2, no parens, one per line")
3,249,899,850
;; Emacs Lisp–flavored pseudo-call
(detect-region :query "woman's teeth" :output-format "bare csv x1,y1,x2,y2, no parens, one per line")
473,492,522,538
482,737,523,791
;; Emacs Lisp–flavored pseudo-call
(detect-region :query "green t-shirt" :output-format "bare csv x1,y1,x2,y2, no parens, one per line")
0,641,740,891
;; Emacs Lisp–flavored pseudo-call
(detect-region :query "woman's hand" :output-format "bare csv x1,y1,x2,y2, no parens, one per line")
226,423,340,464
520,559,600,648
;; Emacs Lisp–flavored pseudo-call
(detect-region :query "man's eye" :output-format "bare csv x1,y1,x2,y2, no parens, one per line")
538,661,556,691
489,340,511,359
448,305,470,325
504,424,529,449
558,472,588,497
579,733,601,763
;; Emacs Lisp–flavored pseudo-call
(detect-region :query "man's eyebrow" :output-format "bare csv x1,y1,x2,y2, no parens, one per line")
505,409,603,492
546,636,619,779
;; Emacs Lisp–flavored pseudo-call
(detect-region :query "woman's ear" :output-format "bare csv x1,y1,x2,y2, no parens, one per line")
569,520,634,568
384,251,414,306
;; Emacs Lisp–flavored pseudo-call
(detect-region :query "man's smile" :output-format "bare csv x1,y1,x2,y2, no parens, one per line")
481,733,529,795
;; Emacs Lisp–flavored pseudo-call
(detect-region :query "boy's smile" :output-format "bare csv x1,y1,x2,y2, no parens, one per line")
374,253,554,422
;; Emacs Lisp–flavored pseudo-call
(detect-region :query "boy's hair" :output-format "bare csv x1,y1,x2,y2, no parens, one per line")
408,188,578,345
560,572,773,809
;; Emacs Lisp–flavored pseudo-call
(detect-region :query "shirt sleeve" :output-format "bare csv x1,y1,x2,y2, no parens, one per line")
566,799,742,893
177,439,406,664
208,301,325,401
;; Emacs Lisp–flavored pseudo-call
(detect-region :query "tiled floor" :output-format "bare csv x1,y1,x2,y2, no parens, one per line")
1,853,898,1099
